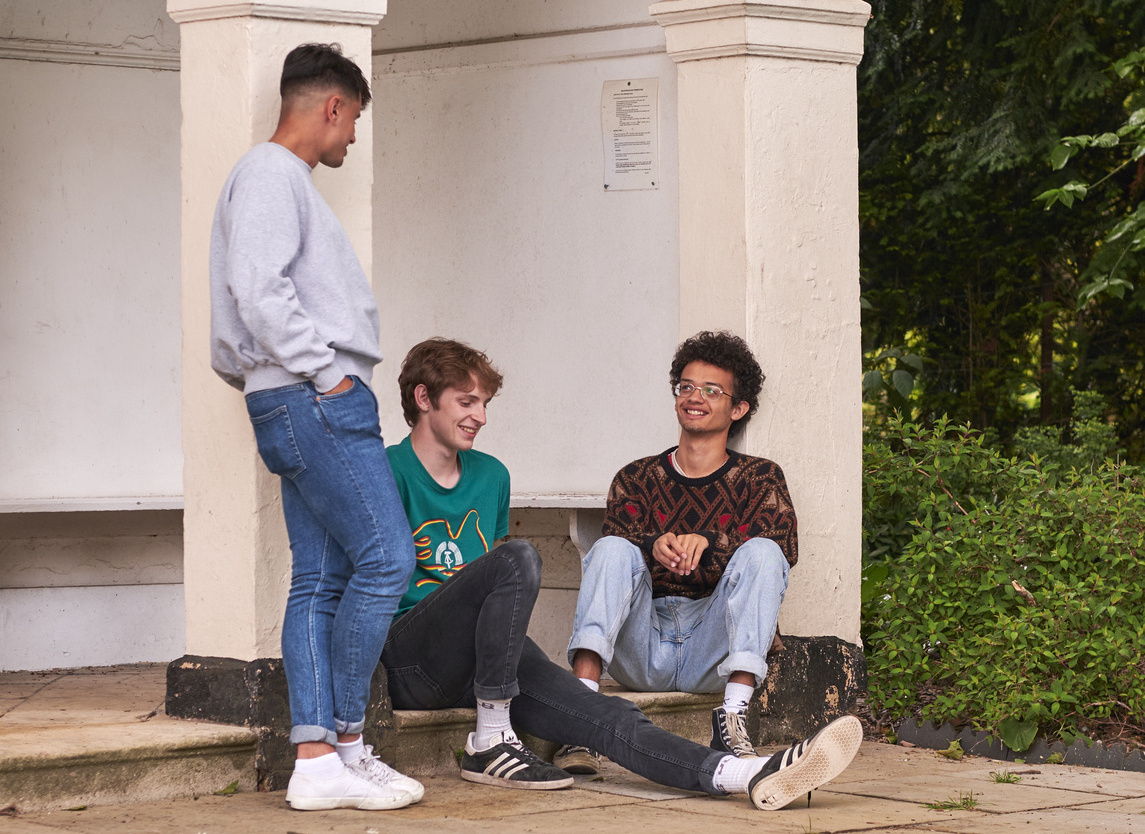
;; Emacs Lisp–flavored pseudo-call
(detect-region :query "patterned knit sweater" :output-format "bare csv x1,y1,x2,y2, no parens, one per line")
602,447,798,600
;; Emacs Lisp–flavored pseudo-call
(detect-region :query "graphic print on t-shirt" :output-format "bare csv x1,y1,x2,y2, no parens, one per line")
411,509,491,590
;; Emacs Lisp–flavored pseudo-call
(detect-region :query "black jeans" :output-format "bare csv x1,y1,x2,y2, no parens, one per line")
381,539,723,795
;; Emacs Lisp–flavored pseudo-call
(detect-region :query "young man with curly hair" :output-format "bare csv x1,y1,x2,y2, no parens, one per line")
383,337,861,811
563,331,841,777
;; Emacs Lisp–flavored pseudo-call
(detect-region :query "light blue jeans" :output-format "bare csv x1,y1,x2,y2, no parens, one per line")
567,536,789,693
246,377,415,746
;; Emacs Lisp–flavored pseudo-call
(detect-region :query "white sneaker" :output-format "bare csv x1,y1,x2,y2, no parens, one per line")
345,744,425,803
286,762,413,811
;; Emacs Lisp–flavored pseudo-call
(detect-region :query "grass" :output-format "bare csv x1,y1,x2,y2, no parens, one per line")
925,791,978,811
990,770,1022,783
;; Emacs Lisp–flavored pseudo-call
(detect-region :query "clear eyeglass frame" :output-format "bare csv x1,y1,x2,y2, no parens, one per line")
673,382,733,401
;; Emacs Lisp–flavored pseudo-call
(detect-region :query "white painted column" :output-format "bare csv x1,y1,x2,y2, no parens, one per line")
650,0,870,644
167,0,384,660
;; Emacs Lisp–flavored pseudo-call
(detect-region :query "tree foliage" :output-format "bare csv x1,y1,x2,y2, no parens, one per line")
859,0,1145,460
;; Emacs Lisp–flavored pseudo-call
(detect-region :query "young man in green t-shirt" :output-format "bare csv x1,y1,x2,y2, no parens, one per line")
381,337,863,810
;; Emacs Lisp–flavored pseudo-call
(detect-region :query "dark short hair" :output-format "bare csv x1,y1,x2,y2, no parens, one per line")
398,338,504,427
280,43,371,108
669,331,764,439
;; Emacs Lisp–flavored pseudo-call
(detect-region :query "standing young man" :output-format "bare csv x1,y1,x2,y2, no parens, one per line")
382,337,862,811
566,330,798,761
210,43,422,812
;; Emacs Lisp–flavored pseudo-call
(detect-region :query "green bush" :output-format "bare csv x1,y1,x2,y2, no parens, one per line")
863,416,1145,749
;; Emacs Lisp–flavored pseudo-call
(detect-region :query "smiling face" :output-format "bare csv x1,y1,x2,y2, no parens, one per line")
418,376,491,455
674,360,749,439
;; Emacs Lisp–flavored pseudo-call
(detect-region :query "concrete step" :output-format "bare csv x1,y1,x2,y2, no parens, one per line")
1,666,719,813
0,719,259,814
0,665,258,814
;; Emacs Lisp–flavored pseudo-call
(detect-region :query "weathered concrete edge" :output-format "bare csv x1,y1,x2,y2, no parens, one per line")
0,732,258,775
0,740,257,813
895,718,1145,773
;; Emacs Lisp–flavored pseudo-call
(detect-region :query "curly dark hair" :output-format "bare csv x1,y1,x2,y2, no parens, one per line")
669,331,764,439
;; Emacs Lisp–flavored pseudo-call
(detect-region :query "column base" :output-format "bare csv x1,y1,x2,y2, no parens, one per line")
754,636,867,743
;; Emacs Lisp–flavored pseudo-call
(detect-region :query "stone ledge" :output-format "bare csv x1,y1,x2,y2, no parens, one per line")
0,728,257,813
165,636,864,789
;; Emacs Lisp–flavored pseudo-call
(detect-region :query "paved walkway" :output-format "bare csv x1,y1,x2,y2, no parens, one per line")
3,666,1144,832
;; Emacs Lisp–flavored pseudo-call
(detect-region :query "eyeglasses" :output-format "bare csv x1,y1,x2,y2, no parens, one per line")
673,382,735,401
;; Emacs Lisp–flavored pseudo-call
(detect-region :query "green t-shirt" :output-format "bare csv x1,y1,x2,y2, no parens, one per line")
387,435,510,617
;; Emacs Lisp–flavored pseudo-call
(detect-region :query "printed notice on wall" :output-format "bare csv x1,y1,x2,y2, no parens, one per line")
601,78,659,191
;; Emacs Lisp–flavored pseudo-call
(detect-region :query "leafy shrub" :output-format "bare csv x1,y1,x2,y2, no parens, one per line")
1012,388,1122,475
863,416,1145,749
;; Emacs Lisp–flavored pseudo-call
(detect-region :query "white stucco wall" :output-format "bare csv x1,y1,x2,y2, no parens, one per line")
371,1,682,500
0,2,182,504
0,1,184,670
2,0,863,668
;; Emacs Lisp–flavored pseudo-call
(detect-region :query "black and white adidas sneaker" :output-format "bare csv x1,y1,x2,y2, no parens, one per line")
460,731,574,790
748,715,863,810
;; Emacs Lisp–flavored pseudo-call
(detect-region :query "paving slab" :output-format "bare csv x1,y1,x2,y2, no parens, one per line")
2,665,1138,832
921,799,1145,833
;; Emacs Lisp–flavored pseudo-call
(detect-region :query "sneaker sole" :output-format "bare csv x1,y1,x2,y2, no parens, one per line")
750,716,863,811
286,791,413,811
553,754,600,775
461,769,574,790
556,762,599,775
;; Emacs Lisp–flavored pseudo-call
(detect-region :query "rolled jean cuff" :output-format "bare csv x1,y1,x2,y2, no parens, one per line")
473,680,521,702
335,717,365,737
290,724,338,746
716,651,768,688
700,748,732,795
566,633,616,670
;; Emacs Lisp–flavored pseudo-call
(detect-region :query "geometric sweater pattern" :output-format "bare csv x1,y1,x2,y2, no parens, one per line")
602,447,798,600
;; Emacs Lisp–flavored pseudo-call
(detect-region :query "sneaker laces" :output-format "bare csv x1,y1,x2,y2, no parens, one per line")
352,745,401,786
496,731,548,766
561,744,594,756
720,710,757,758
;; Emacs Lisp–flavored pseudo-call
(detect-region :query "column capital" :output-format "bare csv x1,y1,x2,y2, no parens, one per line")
167,0,386,26
649,0,870,64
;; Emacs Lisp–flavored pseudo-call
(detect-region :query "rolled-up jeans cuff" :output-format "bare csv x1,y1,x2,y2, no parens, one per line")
335,717,365,737
566,633,616,670
474,681,521,702
290,724,338,746
716,652,768,688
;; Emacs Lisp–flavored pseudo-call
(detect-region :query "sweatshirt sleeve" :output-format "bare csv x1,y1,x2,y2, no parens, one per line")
219,166,344,392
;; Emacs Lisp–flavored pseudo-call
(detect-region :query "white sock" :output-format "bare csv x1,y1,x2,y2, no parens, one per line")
578,677,600,692
723,681,754,713
335,736,365,763
711,753,770,794
294,751,345,778
474,698,514,750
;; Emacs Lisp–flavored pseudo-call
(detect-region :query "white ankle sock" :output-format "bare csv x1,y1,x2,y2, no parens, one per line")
711,753,770,794
578,677,600,692
294,751,344,778
722,681,754,713
474,698,514,750
334,737,365,763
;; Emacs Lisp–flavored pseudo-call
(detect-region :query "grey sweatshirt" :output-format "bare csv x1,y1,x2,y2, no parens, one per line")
209,142,382,394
